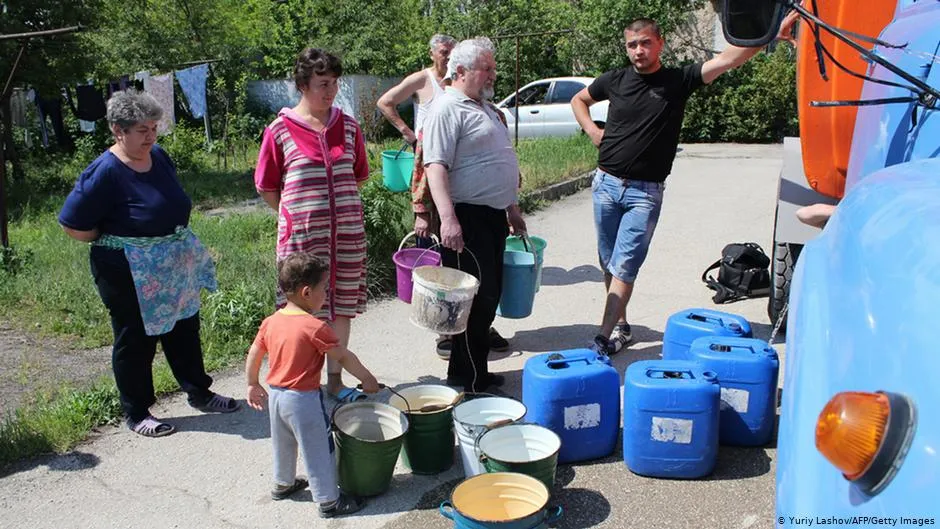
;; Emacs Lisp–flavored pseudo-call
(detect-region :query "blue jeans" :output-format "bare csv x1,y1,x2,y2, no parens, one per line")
592,169,665,283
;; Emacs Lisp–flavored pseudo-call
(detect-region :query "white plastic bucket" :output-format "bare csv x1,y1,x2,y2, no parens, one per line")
453,397,527,477
410,265,480,335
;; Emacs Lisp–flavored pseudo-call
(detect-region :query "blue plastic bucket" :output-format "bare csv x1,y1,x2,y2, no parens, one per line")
381,149,415,192
496,250,537,319
505,236,547,291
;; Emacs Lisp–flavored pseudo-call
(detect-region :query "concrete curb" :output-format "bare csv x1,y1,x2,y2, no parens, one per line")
522,169,596,204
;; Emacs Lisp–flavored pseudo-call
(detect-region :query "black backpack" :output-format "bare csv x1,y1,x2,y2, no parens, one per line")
701,242,771,304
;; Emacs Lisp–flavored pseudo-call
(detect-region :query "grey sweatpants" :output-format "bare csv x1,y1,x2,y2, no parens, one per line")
269,387,339,504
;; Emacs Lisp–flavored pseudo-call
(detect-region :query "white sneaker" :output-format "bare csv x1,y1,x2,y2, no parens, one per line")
609,323,632,354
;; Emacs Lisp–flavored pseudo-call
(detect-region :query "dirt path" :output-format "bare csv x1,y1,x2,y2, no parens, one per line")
0,320,111,419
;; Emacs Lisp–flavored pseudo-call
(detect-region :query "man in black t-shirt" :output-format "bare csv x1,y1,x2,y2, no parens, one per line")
571,16,797,355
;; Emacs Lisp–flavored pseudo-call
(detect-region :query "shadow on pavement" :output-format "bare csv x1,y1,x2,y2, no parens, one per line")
169,402,270,441
552,488,612,528
539,265,605,287
0,450,101,479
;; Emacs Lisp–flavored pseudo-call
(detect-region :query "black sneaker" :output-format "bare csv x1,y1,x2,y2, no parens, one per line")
489,328,510,352
319,493,366,518
590,334,615,356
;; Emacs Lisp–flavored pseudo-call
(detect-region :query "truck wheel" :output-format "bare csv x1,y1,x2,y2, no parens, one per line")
768,242,802,334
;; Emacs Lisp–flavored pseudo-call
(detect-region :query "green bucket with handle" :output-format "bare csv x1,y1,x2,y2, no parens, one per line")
381,145,415,192
505,235,547,291
477,422,561,492
388,384,460,475
332,401,409,496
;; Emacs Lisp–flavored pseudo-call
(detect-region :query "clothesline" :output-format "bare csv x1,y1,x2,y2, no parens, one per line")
16,61,215,147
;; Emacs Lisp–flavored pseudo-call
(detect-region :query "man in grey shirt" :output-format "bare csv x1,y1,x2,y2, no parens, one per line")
422,37,527,392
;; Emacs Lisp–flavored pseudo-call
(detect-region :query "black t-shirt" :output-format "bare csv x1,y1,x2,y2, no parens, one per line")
588,63,704,182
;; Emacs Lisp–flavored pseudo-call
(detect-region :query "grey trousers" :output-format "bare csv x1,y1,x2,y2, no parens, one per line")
269,387,339,504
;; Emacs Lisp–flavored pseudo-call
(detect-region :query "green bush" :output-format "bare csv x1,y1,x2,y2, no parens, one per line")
681,45,798,143
359,176,414,299
160,121,208,172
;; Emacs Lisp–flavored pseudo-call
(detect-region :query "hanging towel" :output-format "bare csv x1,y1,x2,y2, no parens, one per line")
10,88,28,127
175,64,209,119
144,73,176,135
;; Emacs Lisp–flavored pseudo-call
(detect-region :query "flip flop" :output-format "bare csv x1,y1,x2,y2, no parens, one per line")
330,387,367,403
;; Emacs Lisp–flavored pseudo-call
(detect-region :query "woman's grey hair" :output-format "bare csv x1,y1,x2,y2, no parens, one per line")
429,34,456,51
106,90,164,130
445,37,495,80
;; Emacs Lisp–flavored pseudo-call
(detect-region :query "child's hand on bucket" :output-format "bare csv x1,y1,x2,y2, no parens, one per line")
247,383,268,410
359,377,382,394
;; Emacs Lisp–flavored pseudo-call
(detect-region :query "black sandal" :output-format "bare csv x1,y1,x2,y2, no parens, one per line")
271,478,308,500
319,493,365,518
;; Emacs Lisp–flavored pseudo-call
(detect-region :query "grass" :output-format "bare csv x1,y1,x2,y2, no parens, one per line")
368,134,597,196
0,133,596,468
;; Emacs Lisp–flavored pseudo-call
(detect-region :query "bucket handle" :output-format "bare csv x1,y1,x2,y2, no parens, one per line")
544,505,564,524
439,501,456,520
330,383,411,432
473,418,520,462
354,383,412,414
508,234,536,255
394,142,413,159
398,230,441,252
414,243,482,280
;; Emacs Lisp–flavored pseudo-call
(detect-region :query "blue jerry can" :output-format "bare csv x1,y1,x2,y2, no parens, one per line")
662,308,752,361
522,349,620,463
688,336,780,446
623,360,720,479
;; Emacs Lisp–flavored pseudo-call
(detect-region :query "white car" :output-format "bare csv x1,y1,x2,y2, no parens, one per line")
495,76,609,139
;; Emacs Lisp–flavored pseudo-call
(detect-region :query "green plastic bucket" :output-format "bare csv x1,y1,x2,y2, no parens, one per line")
388,385,459,475
477,423,561,492
505,236,547,291
381,149,415,192
332,401,409,497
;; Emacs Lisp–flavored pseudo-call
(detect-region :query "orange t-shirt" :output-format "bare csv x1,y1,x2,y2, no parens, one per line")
252,309,340,391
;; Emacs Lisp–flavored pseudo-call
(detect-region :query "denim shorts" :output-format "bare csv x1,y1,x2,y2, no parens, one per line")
592,168,665,283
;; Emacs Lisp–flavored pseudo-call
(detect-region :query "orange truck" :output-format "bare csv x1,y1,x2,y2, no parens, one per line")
766,0,896,329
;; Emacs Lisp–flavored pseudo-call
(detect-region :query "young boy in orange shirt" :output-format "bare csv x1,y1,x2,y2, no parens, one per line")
245,253,380,517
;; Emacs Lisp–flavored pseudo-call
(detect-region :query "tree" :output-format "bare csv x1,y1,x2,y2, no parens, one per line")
0,0,102,180
570,0,706,75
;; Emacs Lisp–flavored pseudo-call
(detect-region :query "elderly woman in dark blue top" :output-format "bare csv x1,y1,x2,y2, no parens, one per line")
58,90,238,438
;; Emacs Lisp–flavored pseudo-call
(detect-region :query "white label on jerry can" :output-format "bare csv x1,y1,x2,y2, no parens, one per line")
720,387,750,413
563,403,601,430
651,417,693,444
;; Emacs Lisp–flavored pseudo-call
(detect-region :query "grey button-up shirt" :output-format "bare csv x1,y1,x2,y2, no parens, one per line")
422,87,520,210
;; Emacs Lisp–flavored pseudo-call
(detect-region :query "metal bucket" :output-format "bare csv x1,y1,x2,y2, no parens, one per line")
411,265,480,335
477,423,561,491
453,397,527,477
439,472,563,528
332,401,409,497
388,385,459,474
